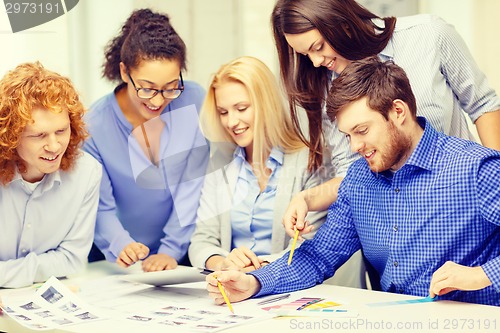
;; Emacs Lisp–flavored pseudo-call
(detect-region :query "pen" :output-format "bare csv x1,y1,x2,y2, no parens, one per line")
200,268,214,275
256,293,291,305
213,275,234,314
288,228,300,265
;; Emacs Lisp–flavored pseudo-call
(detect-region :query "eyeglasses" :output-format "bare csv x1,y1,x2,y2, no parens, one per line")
127,72,184,100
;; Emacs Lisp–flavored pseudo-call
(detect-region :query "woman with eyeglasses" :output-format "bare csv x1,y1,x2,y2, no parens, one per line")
83,8,208,272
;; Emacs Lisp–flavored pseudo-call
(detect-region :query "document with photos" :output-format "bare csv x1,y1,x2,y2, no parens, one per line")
0,276,105,331
124,304,270,332
77,275,273,332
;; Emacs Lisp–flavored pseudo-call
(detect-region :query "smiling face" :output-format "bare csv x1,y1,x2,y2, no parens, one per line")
215,81,255,157
16,107,71,182
337,97,412,173
285,29,351,74
120,58,182,125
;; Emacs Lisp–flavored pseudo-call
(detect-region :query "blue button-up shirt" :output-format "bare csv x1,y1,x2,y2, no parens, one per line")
231,147,283,255
251,118,500,306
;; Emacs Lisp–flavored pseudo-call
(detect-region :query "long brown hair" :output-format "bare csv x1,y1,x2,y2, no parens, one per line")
272,0,396,170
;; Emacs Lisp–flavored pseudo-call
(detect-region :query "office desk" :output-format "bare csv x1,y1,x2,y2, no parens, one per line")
1,261,499,333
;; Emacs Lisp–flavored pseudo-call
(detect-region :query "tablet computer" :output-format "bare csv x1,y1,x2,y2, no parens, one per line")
120,265,206,286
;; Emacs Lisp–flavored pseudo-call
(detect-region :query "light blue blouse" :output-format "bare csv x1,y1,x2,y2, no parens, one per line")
83,81,208,262
230,147,284,255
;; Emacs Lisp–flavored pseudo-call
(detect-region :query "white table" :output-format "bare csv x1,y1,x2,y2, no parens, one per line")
1,261,499,333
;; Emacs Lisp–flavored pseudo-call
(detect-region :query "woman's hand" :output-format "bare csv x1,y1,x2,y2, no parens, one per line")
116,242,150,268
141,253,178,272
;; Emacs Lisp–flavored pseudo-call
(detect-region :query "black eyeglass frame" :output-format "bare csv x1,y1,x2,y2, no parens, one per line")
127,72,184,100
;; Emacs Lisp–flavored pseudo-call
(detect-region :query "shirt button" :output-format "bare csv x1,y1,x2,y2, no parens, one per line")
394,261,398,267
27,224,31,229
393,225,398,232
21,249,27,253
394,188,400,193
399,289,404,293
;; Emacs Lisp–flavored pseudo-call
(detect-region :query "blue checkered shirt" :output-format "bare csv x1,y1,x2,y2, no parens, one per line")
251,118,500,306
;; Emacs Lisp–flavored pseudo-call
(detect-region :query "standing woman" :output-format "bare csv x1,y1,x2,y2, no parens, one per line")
272,0,500,235
188,56,364,285
84,9,208,271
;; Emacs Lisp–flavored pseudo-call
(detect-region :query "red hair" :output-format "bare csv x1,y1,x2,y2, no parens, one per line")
0,62,88,185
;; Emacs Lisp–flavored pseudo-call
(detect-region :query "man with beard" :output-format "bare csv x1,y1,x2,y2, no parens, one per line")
205,58,500,306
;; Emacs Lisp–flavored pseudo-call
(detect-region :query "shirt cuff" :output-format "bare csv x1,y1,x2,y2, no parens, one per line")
482,257,500,292
159,244,189,262
108,233,135,261
248,267,276,297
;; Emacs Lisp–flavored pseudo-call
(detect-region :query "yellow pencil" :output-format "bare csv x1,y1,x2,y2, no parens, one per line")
288,228,300,265
214,275,234,313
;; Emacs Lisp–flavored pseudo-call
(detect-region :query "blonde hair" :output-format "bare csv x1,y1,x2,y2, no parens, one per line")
0,62,87,185
200,56,304,169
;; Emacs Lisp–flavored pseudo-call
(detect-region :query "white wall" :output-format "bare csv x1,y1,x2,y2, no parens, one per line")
0,0,277,107
0,0,134,106
419,0,500,138
0,4,71,76
420,0,500,94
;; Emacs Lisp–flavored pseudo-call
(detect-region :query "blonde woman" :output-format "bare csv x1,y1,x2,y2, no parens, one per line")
189,57,363,288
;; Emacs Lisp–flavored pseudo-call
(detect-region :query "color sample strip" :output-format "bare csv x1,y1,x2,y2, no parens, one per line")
261,297,322,312
296,298,324,311
307,309,348,313
305,301,341,310
366,296,436,307
262,297,356,318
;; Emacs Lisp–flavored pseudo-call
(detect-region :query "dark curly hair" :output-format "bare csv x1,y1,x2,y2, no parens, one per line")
102,8,187,82
0,62,88,185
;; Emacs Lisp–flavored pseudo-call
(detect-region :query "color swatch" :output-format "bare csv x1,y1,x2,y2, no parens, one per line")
261,297,323,312
305,301,342,310
366,296,436,307
261,297,356,318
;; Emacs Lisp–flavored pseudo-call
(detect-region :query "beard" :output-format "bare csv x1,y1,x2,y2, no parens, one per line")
367,120,412,173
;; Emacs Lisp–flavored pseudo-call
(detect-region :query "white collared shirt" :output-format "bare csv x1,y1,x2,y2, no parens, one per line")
0,151,102,288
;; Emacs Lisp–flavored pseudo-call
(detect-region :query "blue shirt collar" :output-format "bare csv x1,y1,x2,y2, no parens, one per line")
404,117,439,172
372,18,395,60
377,117,437,180
233,146,285,167
268,147,284,167
379,39,395,61
233,146,246,161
